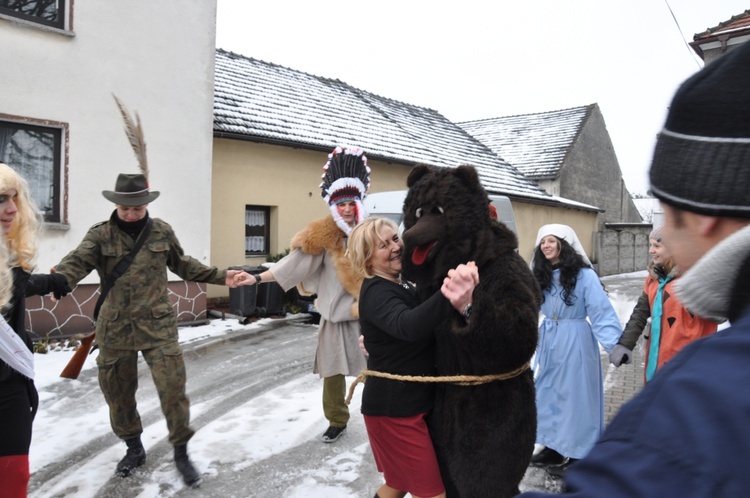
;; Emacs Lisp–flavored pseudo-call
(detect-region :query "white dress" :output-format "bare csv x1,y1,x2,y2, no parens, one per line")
534,267,621,459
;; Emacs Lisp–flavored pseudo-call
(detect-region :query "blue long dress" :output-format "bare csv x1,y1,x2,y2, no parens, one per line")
534,267,621,459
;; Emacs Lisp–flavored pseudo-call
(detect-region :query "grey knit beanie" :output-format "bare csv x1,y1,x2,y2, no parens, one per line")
649,41,750,218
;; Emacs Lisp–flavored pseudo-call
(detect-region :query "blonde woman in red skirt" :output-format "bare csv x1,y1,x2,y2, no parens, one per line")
348,217,477,498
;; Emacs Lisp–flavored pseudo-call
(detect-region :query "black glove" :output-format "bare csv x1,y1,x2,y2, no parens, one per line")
49,273,72,299
609,344,633,367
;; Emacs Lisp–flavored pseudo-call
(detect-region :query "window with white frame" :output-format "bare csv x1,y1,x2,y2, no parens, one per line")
0,120,63,223
245,205,270,256
0,0,67,29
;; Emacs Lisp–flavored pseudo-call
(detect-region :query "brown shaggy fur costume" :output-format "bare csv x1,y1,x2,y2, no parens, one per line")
401,165,541,498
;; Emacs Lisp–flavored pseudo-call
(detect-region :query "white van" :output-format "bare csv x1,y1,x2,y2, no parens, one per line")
363,190,518,236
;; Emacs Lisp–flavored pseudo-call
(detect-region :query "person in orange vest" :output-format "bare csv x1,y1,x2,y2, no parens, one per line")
609,225,718,381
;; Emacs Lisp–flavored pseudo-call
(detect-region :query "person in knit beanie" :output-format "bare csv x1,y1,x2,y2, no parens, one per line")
519,40,750,497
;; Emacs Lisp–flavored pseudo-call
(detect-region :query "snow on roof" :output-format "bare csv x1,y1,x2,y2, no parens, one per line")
549,195,602,212
213,49,552,201
457,105,594,180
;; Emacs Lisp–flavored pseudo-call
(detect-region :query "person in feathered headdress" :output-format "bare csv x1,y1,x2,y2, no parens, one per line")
52,96,243,489
236,145,371,443
320,145,371,235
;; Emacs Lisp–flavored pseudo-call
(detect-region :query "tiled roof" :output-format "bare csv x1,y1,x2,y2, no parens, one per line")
693,10,750,41
213,49,551,201
457,105,594,181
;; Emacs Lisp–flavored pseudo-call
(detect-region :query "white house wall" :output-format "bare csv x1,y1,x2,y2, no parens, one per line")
1,1,218,284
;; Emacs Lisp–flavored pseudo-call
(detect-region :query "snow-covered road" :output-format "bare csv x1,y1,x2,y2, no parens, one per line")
27,271,646,496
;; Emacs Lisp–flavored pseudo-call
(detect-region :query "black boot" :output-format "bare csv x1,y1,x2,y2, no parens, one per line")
530,446,566,467
174,443,202,488
115,437,146,477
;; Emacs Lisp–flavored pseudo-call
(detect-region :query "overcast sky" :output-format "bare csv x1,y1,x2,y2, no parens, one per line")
215,0,749,195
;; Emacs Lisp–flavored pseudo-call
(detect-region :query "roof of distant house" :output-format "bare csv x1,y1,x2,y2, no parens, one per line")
213,49,552,201
690,10,750,58
693,9,750,41
457,104,595,181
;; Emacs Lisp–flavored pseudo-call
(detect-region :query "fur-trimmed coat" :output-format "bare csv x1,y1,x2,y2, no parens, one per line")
288,216,363,319
271,216,366,377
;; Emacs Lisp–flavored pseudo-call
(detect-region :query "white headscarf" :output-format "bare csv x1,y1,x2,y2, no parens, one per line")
0,315,34,380
533,223,592,267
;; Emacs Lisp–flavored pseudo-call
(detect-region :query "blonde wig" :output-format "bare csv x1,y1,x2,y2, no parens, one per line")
0,163,41,271
347,216,400,278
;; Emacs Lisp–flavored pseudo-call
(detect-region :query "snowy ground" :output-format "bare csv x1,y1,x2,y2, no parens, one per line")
28,314,384,498
27,271,653,497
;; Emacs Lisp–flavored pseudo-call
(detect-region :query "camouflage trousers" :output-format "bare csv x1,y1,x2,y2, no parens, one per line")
96,341,194,446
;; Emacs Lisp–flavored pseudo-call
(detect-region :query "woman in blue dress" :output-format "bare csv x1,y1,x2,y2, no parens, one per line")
529,224,622,477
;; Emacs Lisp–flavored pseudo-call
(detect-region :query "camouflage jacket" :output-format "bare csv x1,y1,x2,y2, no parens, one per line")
55,214,227,350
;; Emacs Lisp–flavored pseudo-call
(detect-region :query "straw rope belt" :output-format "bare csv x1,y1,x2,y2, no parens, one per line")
345,361,530,405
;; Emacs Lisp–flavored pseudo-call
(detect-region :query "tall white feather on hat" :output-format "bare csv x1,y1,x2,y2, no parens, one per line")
113,94,149,181
103,95,160,206
319,145,371,235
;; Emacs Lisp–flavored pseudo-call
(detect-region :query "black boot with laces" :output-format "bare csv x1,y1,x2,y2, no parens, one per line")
115,437,146,477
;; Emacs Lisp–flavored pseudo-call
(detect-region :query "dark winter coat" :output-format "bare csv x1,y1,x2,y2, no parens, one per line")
401,165,541,498
1,268,66,381
1,267,67,458
358,276,448,417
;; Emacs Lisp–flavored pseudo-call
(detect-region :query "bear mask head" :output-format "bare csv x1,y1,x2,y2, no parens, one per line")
401,165,516,295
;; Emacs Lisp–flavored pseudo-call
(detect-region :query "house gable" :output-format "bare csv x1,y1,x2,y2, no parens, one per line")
458,104,594,182
459,104,642,227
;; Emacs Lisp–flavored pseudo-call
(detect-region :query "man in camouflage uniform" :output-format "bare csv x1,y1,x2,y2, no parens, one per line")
53,173,240,488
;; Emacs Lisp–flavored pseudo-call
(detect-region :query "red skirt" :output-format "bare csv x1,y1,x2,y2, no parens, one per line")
364,413,444,496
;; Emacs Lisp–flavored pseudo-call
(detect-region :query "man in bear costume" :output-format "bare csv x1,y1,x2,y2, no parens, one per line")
401,164,541,498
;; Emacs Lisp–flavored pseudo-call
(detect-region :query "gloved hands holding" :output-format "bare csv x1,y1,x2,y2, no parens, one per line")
609,344,633,367
49,272,72,300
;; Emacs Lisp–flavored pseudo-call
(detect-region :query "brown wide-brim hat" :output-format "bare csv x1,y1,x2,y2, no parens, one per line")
102,173,160,206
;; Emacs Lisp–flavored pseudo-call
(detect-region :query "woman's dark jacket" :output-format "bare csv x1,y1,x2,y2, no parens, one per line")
1,268,66,415
358,276,449,417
